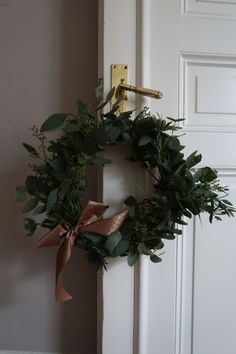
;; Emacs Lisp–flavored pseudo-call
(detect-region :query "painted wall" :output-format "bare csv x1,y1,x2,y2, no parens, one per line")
0,1,98,353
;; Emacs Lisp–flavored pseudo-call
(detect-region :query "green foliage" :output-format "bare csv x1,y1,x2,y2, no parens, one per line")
105,231,122,254
13,186,28,202
22,143,39,157
127,251,139,266
150,254,162,263
40,113,67,132
15,93,235,269
22,197,39,213
23,218,38,236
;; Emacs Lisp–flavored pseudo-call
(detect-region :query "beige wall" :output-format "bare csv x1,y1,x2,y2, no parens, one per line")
0,1,98,353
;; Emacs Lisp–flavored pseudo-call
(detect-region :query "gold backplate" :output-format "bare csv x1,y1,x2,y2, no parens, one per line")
111,64,128,112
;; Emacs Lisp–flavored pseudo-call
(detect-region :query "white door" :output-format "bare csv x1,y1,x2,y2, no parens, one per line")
98,1,236,354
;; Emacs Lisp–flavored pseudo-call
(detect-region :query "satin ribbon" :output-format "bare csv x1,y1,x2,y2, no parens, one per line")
37,200,128,301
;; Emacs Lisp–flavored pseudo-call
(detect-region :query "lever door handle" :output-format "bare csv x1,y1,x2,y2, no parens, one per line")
118,83,163,100
111,64,163,113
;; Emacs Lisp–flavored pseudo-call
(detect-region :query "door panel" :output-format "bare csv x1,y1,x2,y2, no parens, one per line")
100,1,236,353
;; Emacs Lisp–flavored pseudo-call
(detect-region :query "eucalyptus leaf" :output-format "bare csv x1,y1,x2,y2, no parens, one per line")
124,196,137,206
150,254,162,263
138,242,152,255
63,123,80,133
105,231,122,254
33,205,46,215
115,239,129,256
22,197,39,213
169,137,181,150
127,252,139,266
106,87,116,103
23,218,37,236
185,151,202,168
166,117,185,123
97,87,115,110
93,128,109,146
138,135,152,146
82,233,103,245
46,188,58,212
90,156,112,165
122,132,132,143
106,125,121,142
76,99,87,114
13,186,28,203
22,143,38,156
25,176,38,195
40,113,67,132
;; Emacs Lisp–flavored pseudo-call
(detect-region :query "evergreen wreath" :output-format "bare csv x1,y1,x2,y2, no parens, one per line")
14,88,235,270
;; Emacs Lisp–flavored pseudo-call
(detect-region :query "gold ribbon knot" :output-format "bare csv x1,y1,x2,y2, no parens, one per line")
37,200,128,302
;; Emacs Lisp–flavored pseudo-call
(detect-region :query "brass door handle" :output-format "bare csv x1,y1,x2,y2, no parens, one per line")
118,83,163,100
111,64,163,113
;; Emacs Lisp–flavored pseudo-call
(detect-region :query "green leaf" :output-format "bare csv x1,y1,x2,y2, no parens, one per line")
23,218,37,236
25,176,38,195
166,117,185,123
105,231,122,253
127,251,139,266
215,216,222,221
89,156,112,165
182,209,192,218
33,205,46,215
22,143,38,156
13,186,28,202
185,151,202,168
115,239,129,256
97,87,116,110
150,254,162,263
93,128,109,146
195,167,217,183
48,159,66,172
22,197,39,213
122,132,132,143
138,242,152,255
173,229,182,235
176,219,188,225
222,199,233,206
40,113,67,133
124,195,137,206
69,190,84,200
169,137,181,150
106,87,116,103
174,162,186,176
76,99,87,114
63,123,80,133
82,233,103,244
138,135,152,146
106,125,121,142
46,188,58,211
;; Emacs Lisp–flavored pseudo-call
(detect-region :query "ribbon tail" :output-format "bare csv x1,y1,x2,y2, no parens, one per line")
37,224,66,248
55,234,75,302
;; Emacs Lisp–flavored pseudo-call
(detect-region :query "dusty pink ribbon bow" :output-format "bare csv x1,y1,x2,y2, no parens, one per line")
37,200,128,302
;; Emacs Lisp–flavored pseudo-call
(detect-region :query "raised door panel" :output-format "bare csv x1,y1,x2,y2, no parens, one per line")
180,172,236,354
179,53,236,131
182,0,236,17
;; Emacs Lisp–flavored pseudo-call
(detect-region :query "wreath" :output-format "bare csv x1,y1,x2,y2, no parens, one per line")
14,89,235,301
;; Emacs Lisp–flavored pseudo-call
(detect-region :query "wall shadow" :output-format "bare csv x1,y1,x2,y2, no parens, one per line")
59,1,99,353
0,0,98,353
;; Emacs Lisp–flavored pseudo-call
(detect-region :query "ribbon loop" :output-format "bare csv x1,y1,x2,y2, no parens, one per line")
37,201,128,301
